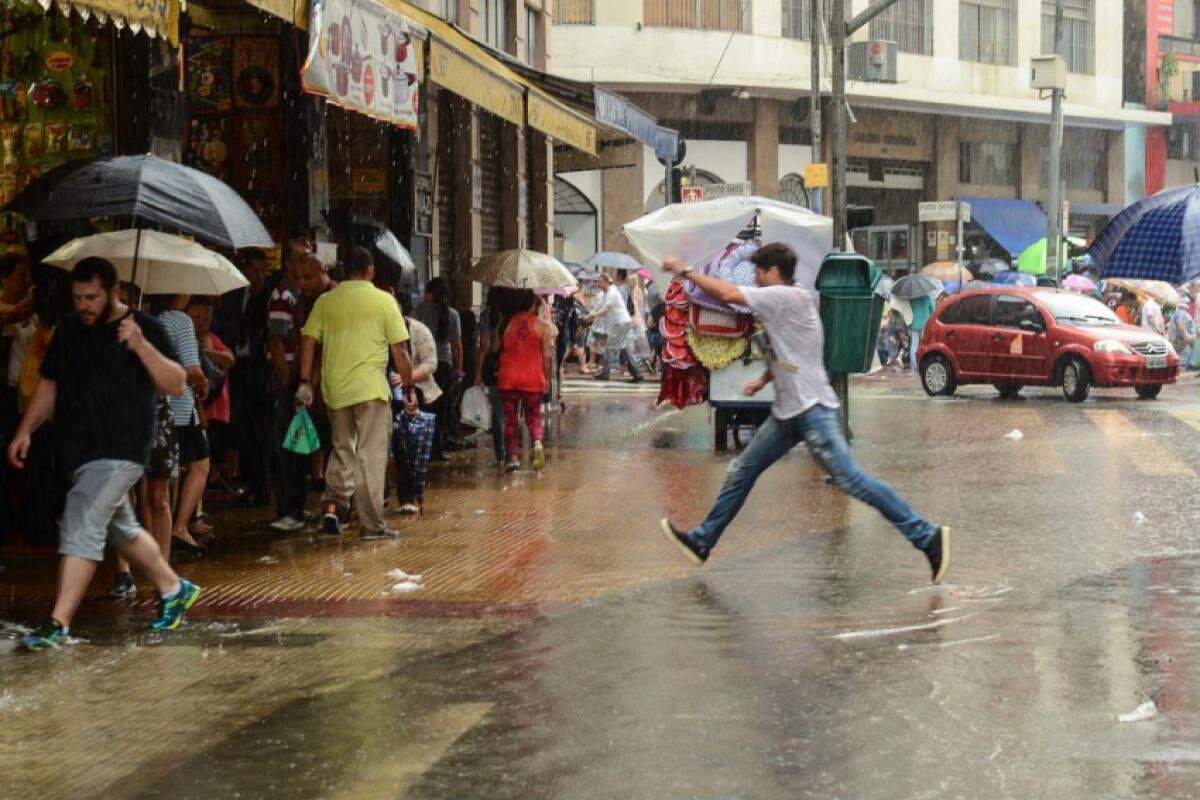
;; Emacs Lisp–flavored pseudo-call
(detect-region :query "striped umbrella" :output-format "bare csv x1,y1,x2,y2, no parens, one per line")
1089,185,1200,283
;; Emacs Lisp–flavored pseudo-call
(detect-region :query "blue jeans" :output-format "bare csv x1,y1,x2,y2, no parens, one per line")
691,405,937,551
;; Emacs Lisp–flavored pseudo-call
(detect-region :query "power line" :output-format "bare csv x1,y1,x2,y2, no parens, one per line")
703,0,754,91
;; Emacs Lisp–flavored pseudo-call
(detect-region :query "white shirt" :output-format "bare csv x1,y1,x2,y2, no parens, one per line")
1141,298,1165,336
741,285,841,419
599,285,631,327
5,314,36,387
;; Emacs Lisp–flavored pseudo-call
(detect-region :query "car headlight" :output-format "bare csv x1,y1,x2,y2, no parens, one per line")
1094,339,1133,354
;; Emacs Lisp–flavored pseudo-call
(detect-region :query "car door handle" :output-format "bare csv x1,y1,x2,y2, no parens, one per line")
991,333,1004,340
946,331,957,338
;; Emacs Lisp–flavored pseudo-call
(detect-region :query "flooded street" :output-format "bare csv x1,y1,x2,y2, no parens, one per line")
7,374,1200,798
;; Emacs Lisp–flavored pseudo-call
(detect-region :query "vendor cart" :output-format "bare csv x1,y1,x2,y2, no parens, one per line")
709,337,775,452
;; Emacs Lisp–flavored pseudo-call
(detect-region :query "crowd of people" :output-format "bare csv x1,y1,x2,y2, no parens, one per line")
3,232,657,648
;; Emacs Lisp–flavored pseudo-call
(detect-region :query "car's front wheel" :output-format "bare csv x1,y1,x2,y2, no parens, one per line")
1061,357,1091,403
921,354,957,397
1135,383,1163,400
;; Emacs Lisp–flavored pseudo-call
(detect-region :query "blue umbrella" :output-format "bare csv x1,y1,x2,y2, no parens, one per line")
943,279,991,294
1088,185,1200,283
585,251,641,272
992,271,1036,287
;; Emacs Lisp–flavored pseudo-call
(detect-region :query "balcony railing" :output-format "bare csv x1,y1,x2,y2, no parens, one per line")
644,0,748,31
555,0,595,24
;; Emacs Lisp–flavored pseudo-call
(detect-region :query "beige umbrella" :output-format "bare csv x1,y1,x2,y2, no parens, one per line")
920,260,973,283
466,249,578,291
44,229,248,295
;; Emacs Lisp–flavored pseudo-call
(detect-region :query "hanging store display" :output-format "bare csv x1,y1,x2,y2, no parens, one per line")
301,0,421,131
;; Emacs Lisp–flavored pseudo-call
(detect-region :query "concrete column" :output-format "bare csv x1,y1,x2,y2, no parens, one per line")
601,143,645,252
1105,130,1125,205
500,123,526,250
529,131,554,253
1019,123,1044,201
931,115,958,201
748,98,780,199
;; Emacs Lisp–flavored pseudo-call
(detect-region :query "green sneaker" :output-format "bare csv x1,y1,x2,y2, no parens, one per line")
19,619,68,651
149,580,202,631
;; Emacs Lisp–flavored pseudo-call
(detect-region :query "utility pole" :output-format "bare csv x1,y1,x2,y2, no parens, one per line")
810,0,822,213
1046,0,1065,282
826,0,904,436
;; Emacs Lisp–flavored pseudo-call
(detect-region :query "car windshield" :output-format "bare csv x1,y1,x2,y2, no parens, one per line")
1037,292,1120,326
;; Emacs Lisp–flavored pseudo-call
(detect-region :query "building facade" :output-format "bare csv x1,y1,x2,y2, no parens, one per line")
552,0,1169,273
1133,0,1200,195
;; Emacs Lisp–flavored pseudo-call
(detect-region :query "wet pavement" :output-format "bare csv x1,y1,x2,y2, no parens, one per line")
7,373,1200,797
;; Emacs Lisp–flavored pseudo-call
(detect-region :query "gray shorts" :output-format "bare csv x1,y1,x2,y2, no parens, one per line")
59,459,146,562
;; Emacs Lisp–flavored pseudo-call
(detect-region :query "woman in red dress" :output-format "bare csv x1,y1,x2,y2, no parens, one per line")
496,290,555,473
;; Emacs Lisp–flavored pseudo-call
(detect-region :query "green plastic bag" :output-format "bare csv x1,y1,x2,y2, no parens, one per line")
283,407,321,455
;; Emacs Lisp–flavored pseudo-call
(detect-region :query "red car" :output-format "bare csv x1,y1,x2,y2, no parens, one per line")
917,287,1180,402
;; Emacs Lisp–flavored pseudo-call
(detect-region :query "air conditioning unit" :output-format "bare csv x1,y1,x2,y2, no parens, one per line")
848,40,898,83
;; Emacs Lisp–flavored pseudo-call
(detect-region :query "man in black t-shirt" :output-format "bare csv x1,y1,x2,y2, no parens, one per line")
6,258,204,651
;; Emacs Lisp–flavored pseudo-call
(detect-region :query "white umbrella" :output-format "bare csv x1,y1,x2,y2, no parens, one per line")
44,229,248,295
622,195,852,289
467,249,578,290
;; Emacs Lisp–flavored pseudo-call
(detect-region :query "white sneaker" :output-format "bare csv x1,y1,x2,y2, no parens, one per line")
270,516,305,532
398,503,420,515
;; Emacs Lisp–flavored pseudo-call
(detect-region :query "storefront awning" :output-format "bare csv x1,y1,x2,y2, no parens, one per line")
1070,202,1124,217
429,38,523,126
956,196,1048,257
16,0,180,43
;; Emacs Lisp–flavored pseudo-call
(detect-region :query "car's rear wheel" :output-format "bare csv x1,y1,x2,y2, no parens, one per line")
921,354,957,397
1135,383,1163,400
994,383,1022,400
1061,358,1091,403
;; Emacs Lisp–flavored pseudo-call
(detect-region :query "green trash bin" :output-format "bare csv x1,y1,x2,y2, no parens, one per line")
816,253,886,374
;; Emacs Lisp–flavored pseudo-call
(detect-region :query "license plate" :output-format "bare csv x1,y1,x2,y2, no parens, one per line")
1146,355,1166,369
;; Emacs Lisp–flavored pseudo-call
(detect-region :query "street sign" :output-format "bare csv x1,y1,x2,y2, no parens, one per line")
918,200,970,223
704,181,752,200
681,187,705,203
803,162,829,189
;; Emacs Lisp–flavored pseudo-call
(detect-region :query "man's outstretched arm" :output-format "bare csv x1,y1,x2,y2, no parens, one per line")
662,256,747,307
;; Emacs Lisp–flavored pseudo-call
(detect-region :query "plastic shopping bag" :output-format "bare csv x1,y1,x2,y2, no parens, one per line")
283,407,321,455
460,385,492,431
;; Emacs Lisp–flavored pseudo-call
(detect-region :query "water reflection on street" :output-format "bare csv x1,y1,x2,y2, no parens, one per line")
6,376,1200,797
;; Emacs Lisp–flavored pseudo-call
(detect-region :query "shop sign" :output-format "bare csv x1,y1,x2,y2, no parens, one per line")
681,187,704,203
414,171,433,237
803,162,829,189
44,51,74,72
430,39,523,127
527,91,596,156
705,181,751,200
918,201,970,223
302,0,421,131
352,167,387,197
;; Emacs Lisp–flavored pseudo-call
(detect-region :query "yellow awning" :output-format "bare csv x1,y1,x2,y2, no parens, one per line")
17,0,180,44
527,91,596,155
243,0,306,24
285,0,598,154
429,39,523,126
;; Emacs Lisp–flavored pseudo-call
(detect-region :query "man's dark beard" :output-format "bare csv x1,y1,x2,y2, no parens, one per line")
81,295,115,326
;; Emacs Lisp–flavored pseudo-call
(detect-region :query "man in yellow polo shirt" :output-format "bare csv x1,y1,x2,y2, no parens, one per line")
297,247,415,540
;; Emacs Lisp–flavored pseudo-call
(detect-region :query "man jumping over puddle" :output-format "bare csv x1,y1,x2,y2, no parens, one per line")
7,258,202,651
657,244,950,584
